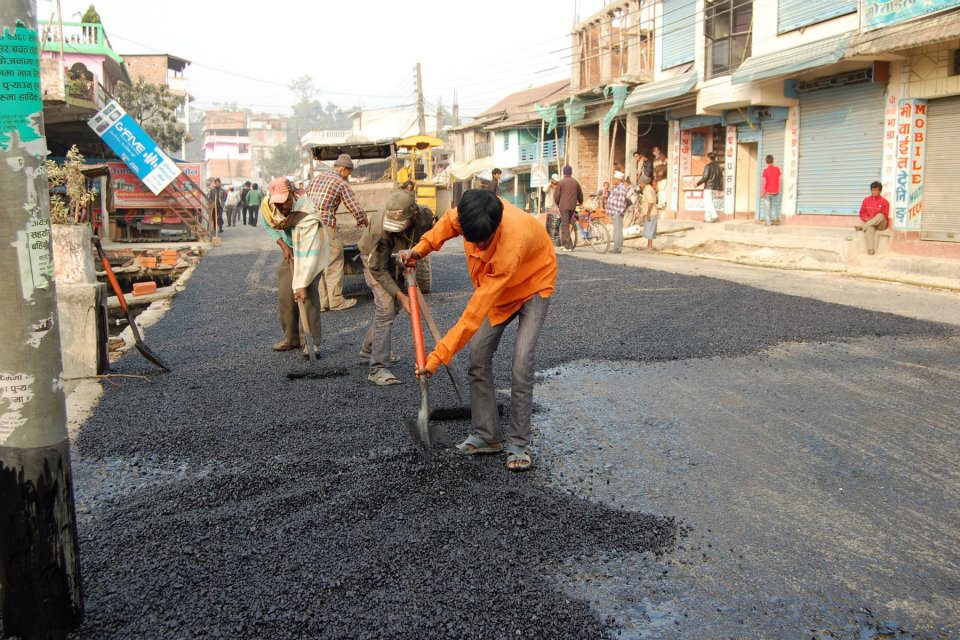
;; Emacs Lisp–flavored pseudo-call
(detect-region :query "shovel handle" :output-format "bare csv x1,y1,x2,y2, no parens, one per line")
91,236,129,314
406,271,427,372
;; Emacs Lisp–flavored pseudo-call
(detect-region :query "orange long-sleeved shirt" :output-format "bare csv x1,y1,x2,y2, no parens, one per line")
413,200,558,373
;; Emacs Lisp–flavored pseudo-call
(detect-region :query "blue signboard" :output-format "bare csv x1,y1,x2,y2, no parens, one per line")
862,0,960,30
87,100,180,194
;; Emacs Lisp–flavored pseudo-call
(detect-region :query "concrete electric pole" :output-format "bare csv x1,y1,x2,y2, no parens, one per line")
0,2,85,638
415,62,426,136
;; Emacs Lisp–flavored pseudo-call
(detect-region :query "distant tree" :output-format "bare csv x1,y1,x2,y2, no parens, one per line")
263,144,302,179
211,101,250,113
287,75,355,143
115,79,189,153
81,5,101,23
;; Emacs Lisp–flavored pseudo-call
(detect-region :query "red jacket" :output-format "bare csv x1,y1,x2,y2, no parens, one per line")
859,195,890,224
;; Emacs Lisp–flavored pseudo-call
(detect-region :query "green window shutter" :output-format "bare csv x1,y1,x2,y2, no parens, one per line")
662,0,696,70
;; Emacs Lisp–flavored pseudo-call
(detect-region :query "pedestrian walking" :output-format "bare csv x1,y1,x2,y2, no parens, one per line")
759,155,782,225
207,178,226,234
652,146,668,210
639,175,658,250
605,172,629,253
554,165,583,252
225,186,241,227
696,152,723,223
358,192,430,386
246,183,263,227
489,168,502,196
259,177,330,358
398,189,558,472
305,153,369,311
238,181,251,225
855,181,890,255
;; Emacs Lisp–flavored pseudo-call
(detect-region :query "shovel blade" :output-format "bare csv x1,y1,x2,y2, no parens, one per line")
135,343,170,372
405,377,432,458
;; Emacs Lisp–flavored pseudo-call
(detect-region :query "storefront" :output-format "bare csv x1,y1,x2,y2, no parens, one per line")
921,95,960,242
795,80,886,215
676,116,726,217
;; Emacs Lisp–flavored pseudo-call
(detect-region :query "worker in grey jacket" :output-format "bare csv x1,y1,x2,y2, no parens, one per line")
358,192,433,386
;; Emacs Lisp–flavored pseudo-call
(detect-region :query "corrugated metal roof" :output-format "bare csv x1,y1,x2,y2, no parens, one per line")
731,32,854,85
476,80,571,119
848,9,960,55
623,71,698,111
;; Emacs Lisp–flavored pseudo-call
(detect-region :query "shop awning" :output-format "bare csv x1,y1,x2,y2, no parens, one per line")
731,31,854,85
623,71,698,111
848,9,960,56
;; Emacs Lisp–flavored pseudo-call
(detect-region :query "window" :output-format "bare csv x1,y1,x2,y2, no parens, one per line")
705,0,753,79
953,50,960,77
503,133,510,151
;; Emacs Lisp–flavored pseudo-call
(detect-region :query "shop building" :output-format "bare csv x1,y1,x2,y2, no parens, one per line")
612,0,960,256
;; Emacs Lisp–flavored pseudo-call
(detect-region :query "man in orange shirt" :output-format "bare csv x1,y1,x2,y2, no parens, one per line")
399,190,558,471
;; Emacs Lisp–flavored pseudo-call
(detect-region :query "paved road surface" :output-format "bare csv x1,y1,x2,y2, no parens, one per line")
64,225,958,639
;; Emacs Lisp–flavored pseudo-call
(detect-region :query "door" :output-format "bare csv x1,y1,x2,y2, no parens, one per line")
921,95,960,242
797,82,885,214
736,142,758,217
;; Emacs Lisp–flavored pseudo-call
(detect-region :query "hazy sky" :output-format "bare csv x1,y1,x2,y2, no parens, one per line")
47,0,607,118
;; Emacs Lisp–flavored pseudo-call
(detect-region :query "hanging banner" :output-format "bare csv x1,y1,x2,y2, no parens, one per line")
894,98,926,231
724,126,737,216
88,100,181,194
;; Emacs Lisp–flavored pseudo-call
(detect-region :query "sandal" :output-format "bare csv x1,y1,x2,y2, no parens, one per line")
367,369,401,386
455,434,503,455
505,444,532,472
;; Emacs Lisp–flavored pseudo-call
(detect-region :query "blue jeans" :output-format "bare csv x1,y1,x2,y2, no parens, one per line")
762,194,781,224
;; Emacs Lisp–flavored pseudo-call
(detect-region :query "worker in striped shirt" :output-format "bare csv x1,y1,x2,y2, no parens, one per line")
605,171,630,254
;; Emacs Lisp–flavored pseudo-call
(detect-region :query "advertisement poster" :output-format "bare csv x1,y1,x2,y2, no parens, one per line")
108,162,202,209
861,0,958,30
894,99,926,231
88,100,181,194
0,21,42,151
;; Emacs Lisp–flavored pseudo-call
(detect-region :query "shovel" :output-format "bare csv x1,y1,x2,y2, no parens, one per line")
402,262,432,457
286,299,346,380
91,236,170,372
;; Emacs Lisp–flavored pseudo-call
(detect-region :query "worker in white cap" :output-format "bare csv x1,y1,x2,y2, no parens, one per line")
605,170,630,253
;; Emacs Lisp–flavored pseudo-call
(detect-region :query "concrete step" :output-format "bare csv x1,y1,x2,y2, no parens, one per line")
722,222,858,239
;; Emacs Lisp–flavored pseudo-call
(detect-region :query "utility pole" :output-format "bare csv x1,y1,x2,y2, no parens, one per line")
435,95,443,136
0,3,85,638
452,90,460,128
415,62,426,136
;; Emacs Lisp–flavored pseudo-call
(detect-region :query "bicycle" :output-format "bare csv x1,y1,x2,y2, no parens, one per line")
565,207,611,253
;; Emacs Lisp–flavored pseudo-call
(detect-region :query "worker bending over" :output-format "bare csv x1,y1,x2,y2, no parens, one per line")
399,189,558,472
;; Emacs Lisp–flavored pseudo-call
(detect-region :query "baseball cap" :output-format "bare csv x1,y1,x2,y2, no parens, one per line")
268,177,293,204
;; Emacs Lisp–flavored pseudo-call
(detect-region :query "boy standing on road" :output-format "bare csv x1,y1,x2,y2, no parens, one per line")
759,155,782,226
399,190,558,472
856,181,890,255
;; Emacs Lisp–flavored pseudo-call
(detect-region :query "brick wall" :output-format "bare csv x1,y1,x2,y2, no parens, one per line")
577,124,599,191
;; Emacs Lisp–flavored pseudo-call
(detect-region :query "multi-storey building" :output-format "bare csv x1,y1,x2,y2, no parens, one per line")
202,111,251,185
610,0,960,255
123,54,192,158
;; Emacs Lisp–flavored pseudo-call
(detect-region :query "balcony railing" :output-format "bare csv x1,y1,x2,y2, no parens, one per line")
39,21,123,63
519,137,565,164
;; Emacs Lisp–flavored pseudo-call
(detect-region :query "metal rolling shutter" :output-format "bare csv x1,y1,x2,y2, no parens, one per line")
921,96,960,242
758,122,786,207
662,0,696,70
760,121,785,166
797,82,885,215
778,0,857,34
